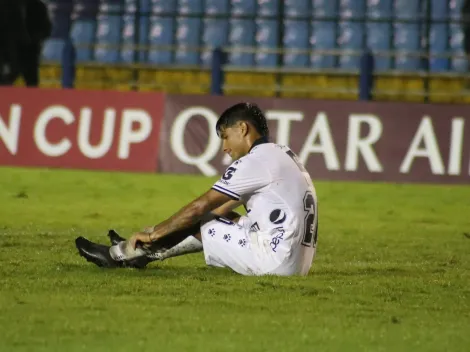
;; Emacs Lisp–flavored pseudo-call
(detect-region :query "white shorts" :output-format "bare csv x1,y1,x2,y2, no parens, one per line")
200,215,315,276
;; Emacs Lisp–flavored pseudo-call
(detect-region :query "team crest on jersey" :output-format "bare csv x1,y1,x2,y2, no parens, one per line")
269,209,286,225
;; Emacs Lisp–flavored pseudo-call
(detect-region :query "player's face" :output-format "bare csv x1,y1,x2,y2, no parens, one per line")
220,125,248,160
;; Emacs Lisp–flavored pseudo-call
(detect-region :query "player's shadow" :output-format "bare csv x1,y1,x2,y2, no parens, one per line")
61,261,234,278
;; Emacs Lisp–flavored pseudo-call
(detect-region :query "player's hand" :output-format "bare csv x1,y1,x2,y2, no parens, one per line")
129,231,152,250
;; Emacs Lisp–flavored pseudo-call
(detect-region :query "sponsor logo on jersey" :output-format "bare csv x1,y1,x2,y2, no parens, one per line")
222,166,237,180
270,228,285,253
269,209,287,225
250,222,260,232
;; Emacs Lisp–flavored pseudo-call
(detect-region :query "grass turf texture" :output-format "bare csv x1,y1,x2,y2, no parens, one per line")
0,166,469,352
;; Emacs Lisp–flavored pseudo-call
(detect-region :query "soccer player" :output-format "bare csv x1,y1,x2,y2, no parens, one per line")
75,103,319,276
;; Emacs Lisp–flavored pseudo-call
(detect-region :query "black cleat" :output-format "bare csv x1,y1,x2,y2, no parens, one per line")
76,236,122,268
107,229,126,246
76,236,152,269
124,255,152,269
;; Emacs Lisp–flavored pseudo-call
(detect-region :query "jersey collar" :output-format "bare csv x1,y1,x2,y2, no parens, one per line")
248,136,269,153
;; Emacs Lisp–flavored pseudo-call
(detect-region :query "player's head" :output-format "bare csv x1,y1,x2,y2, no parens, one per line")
216,103,269,160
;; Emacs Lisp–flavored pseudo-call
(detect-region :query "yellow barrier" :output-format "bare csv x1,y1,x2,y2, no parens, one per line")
36,63,470,104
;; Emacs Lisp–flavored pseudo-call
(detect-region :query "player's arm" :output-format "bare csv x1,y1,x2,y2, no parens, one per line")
129,189,233,248
211,199,243,218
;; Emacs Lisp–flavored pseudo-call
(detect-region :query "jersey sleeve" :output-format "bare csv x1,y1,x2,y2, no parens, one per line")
212,158,269,201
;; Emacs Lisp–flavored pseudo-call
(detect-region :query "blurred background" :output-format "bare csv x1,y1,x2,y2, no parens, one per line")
3,0,470,103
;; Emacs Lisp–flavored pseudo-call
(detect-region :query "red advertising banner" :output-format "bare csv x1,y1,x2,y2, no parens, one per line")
161,95,470,184
0,87,164,172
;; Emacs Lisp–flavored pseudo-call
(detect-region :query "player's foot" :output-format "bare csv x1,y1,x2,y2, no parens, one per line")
75,236,151,269
76,236,122,268
107,229,126,246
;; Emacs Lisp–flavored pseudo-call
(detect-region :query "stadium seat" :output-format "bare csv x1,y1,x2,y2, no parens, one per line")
366,0,392,71
98,0,123,12
393,0,422,71
121,0,150,63
147,16,174,64
175,17,202,65
310,0,338,68
202,18,229,65
449,0,467,72
257,0,279,17
150,0,176,14
312,0,338,19
338,0,365,69
231,0,257,16
42,0,74,61
121,15,143,62
228,19,255,66
178,0,203,15
428,0,449,72
283,20,309,67
139,0,151,13
72,0,100,19
70,21,97,62
95,2,123,63
70,0,99,62
310,21,336,69
124,0,150,13
255,19,278,66
338,22,365,70
47,0,74,37
284,0,309,19
339,0,365,18
124,0,136,13
449,24,468,72
205,0,230,15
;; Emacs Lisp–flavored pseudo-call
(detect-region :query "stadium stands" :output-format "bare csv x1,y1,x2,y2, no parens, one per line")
41,0,468,73
366,0,392,71
69,0,99,62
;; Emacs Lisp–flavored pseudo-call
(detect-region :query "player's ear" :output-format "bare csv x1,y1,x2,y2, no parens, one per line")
239,121,249,137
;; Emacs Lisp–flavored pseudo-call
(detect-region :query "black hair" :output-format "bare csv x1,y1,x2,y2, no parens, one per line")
216,102,269,138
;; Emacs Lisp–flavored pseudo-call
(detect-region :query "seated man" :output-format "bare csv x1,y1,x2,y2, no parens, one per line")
76,102,319,276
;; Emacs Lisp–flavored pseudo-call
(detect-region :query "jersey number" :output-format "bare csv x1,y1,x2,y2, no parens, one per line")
286,150,307,173
285,150,318,247
302,191,318,248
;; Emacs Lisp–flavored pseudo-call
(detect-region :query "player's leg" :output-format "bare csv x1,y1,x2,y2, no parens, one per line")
75,212,242,268
108,224,203,262
199,216,264,276
108,211,242,262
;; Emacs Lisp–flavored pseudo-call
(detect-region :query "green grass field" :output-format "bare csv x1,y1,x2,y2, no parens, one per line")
0,166,469,352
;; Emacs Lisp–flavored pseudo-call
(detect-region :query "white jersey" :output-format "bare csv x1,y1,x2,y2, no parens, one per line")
211,141,318,274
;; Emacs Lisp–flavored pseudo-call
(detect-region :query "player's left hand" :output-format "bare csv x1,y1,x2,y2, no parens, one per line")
129,231,153,250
